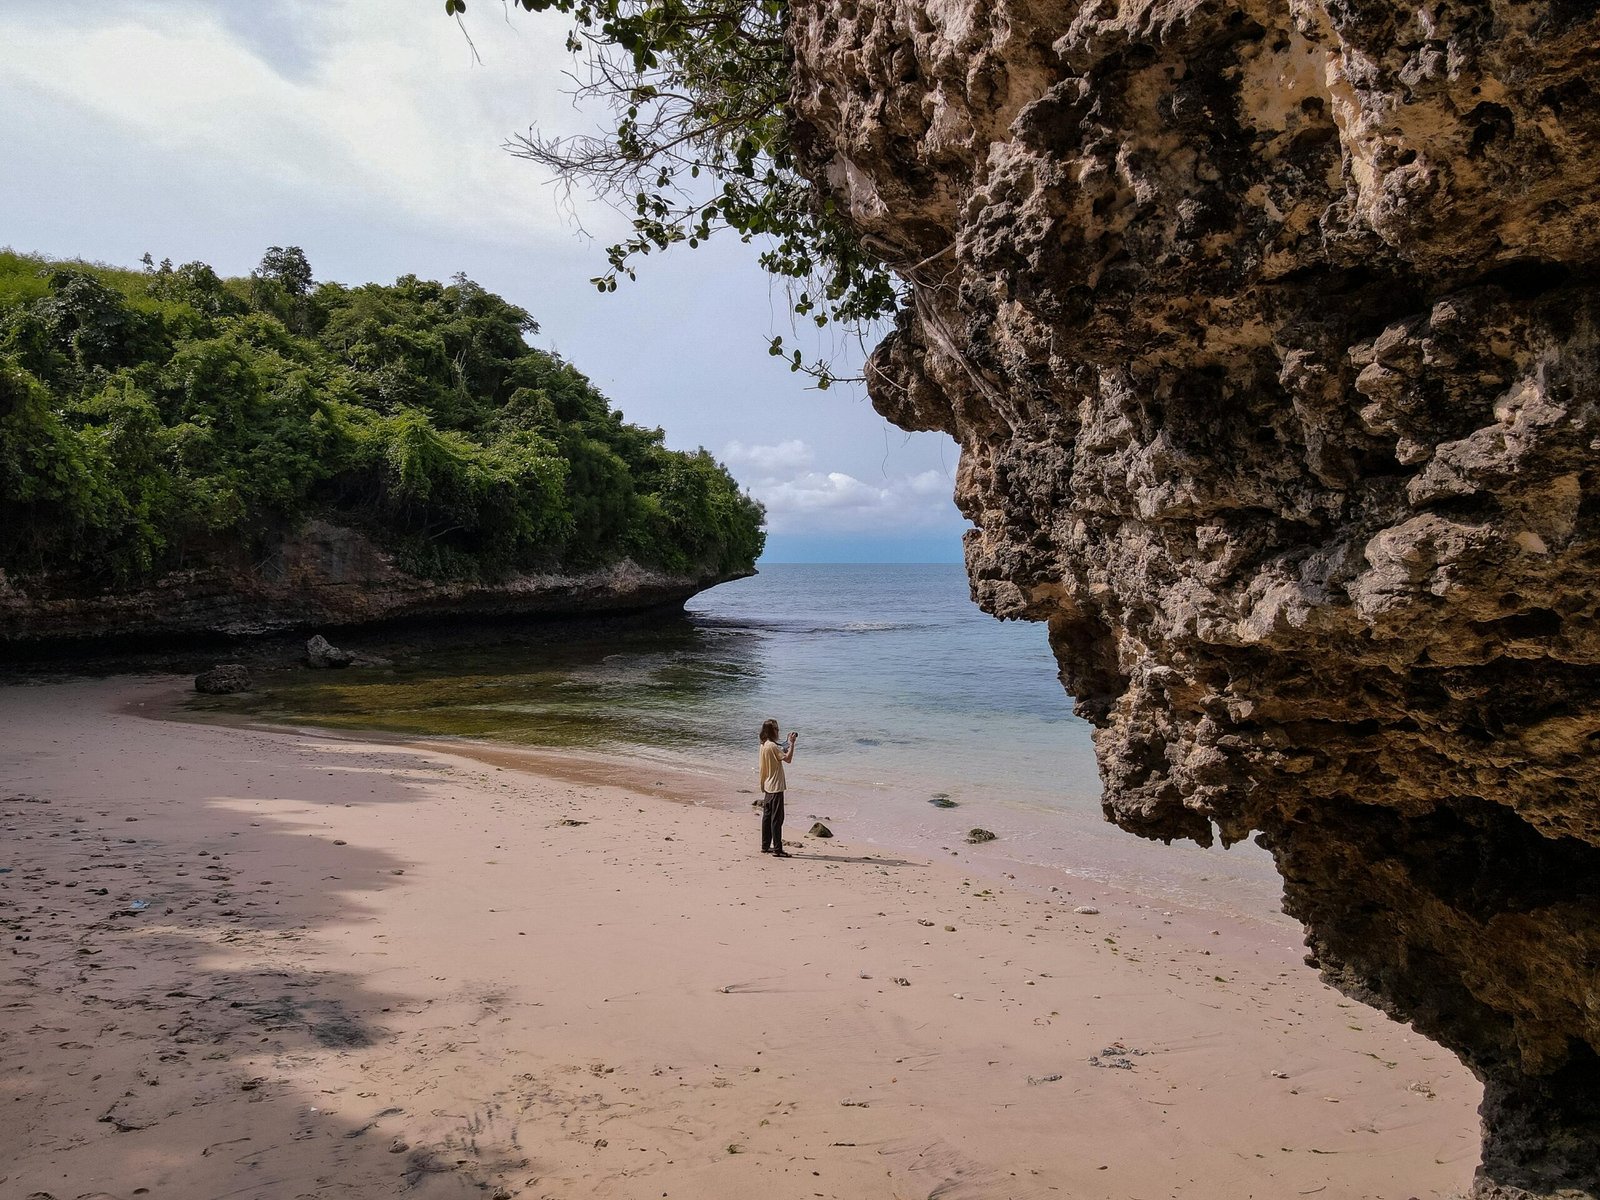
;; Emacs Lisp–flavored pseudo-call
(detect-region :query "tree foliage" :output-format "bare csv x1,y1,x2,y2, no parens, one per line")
0,249,764,587
454,0,898,385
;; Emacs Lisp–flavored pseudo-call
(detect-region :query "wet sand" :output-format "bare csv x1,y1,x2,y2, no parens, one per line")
2,677,1479,1199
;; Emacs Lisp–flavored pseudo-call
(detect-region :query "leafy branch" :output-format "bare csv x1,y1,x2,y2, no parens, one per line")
451,0,898,388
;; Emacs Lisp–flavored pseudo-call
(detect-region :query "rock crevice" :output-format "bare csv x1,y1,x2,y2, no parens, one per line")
790,0,1600,1193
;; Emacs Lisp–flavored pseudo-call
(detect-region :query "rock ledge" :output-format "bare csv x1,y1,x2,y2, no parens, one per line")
790,0,1600,1194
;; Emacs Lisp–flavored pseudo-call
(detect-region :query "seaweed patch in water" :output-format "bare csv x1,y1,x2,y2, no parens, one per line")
929,793,958,808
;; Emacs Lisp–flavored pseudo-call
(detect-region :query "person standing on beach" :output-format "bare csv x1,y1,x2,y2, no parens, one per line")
758,719,797,857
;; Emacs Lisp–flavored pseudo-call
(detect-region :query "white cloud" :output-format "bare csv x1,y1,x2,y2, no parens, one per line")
738,465,959,534
0,0,612,247
720,434,958,533
715,428,960,533
720,439,814,474
763,471,885,512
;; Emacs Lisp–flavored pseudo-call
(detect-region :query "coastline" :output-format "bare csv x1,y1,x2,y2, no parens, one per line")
175,666,1291,931
2,676,1479,1199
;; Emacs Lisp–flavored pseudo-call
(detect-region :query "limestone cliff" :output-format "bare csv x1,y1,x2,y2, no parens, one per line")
789,0,1599,1194
0,520,739,645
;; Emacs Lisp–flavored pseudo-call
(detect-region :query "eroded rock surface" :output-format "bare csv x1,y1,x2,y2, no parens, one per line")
790,0,1599,1194
193,664,252,695
1,520,742,645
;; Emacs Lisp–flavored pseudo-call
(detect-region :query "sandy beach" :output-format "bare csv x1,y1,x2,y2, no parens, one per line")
2,677,1478,1199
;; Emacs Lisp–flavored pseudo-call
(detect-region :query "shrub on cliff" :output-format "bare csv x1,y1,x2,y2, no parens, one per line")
0,248,764,586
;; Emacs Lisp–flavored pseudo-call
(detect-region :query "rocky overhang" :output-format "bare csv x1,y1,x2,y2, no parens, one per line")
788,0,1600,1195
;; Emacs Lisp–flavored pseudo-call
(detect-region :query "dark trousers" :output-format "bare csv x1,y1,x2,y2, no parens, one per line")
761,791,785,852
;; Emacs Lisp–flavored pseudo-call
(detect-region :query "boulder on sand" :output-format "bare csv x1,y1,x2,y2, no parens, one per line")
808,822,833,838
195,664,252,694
304,634,354,669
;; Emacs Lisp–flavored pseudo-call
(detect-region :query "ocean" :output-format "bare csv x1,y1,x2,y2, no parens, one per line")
202,563,1285,919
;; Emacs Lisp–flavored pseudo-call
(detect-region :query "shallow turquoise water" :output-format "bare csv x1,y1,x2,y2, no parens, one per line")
203,563,1283,914
679,563,1099,808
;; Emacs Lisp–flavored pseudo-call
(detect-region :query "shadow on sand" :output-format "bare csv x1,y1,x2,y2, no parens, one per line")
0,689,510,1199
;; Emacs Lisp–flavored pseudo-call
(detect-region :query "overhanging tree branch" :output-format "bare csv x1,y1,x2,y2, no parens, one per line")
451,0,901,387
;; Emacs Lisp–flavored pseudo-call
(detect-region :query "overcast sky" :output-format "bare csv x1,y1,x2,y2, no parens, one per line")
0,0,967,562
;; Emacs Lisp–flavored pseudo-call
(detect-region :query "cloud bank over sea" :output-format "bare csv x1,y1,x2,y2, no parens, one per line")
722,440,960,543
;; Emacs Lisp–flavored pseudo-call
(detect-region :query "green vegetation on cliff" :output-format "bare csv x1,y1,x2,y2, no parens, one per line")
0,248,764,587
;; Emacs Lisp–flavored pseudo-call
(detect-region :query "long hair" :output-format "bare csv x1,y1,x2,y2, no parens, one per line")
759,718,779,744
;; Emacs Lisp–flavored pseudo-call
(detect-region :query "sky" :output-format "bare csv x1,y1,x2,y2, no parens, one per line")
0,0,968,563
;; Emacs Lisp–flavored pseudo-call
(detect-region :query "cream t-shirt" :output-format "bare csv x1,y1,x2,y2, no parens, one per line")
759,739,786,794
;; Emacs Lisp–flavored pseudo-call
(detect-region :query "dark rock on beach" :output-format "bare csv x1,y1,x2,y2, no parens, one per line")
966,829,996,845
194,664,252,694
808,822,833,838
304,635,354,669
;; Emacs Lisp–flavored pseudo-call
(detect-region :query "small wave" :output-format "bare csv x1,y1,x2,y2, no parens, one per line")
690,615,944,637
